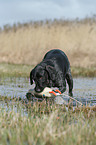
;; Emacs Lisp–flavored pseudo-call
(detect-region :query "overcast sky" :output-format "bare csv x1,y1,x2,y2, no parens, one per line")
0,0,96,27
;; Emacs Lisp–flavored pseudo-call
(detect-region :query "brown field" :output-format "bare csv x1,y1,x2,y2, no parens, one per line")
0,19,96,68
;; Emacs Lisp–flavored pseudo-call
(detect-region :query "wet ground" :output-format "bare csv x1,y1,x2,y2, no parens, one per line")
0,77,96,106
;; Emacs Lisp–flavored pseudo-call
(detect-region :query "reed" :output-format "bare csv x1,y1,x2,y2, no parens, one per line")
0,18,96,68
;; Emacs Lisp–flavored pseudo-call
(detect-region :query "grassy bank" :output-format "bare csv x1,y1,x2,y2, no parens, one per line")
0,97,96,145
0,63,32,78
0,63,96,78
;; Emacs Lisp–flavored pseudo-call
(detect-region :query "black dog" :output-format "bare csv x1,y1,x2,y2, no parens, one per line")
30,49,73,96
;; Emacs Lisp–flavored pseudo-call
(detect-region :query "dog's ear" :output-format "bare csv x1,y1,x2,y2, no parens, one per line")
45,65,55,81
30,69,35,85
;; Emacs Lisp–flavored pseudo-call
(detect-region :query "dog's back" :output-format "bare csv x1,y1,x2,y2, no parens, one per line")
43,49,70,75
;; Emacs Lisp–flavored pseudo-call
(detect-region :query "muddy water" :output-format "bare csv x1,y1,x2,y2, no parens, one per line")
0,77,96,106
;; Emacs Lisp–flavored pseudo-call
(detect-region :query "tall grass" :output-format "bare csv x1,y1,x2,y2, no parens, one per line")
0,17,96,68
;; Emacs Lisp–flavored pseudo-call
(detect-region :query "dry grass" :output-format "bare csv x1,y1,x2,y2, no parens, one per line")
0,19,96,68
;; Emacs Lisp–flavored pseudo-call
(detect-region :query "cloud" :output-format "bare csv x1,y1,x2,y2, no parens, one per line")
0,0,96,27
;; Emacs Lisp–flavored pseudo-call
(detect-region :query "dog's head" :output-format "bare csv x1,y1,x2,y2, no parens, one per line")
30,64,56,93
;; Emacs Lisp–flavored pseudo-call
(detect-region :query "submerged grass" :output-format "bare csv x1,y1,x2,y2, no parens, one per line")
0,63,96,78
0,97,96,145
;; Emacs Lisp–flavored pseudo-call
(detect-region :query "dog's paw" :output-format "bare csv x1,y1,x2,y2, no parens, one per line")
69,92,73,97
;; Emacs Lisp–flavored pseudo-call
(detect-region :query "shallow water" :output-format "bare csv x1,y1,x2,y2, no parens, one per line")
0,77,96,106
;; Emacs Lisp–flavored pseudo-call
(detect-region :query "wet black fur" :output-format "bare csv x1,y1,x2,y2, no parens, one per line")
30,49,73,96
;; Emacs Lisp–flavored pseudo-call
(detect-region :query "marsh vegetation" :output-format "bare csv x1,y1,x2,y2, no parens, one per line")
0,76,96,144
0,17,96,144
0,94,96,145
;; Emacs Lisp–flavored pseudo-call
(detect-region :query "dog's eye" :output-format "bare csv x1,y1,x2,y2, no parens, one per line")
37,75,42,79
39,76,42,79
